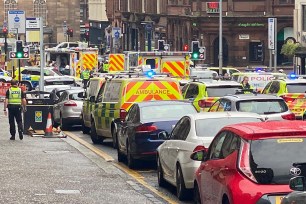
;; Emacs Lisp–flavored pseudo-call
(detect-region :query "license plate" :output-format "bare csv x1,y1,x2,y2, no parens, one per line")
275,196,284,204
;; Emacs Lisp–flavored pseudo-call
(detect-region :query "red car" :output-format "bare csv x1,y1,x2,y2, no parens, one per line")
191,121,306,204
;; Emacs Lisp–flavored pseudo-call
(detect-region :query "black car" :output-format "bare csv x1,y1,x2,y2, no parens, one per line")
116,100,198,169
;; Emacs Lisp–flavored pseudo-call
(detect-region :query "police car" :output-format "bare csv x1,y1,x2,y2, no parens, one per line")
182,79,242,111
262,75,306,119
89,70,183,148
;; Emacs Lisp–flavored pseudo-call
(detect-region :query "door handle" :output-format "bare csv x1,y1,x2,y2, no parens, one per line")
176,147,179,152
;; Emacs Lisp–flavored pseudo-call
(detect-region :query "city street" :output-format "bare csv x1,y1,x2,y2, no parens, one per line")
0,111,191,204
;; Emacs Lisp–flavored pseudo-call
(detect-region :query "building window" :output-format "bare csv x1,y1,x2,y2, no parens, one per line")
279,0,294,4
33,0,47,25
4,0,18,21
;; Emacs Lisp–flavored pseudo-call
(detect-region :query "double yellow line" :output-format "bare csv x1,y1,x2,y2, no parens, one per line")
65,131,177,204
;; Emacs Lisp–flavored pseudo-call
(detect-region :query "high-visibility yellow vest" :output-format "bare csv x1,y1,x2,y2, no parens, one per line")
103,64,109,72
82,70,90,80
8,87,22,105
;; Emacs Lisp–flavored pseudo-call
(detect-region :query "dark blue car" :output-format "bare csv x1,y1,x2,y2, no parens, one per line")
116,100,198,168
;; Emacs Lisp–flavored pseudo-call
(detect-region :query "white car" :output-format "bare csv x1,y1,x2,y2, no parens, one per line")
157,112,263,200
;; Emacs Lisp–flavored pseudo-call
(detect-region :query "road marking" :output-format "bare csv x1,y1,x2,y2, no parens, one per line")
64,131,114,162
65,131,178,204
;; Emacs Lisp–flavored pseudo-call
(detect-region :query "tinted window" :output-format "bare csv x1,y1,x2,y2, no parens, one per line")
185,84,199,99
206,86,242,97
268,81,280,94
208,132,227,159
141,104,196,121
195,117,261,137
126,105,138,123
262,82,272,94
171,117,191,140
237,99,288,114
286,84,306,93
250,138,306,184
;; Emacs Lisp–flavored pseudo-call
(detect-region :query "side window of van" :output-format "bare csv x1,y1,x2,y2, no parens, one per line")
103,82,121,102
89,81,98,97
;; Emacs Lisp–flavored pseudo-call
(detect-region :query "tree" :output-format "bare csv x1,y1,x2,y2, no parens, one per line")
281,42,301,58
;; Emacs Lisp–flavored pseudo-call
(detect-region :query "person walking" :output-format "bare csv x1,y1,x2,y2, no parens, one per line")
3,79,27,140
81,67,90,88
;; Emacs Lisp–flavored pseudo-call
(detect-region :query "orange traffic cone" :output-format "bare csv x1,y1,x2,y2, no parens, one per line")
44,112,53,137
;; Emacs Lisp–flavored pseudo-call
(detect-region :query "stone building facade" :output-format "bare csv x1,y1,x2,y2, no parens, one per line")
106,0,294,67
0,0,80,44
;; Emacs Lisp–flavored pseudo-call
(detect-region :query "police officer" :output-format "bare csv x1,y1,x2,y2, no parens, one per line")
103,60,109,72
81,67,90,88
3,79,27,140
241,76,254,93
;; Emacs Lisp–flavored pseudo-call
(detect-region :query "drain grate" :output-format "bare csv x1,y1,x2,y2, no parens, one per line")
55,190,80,194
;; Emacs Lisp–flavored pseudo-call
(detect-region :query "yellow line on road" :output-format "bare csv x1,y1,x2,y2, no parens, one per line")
65,131,178,204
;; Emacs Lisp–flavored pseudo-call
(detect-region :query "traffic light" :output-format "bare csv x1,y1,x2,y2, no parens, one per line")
16,40,23,58
158,40,165,51
191,41,200,60
85,31,89,41
67,28,73,37
9,41,29,59
183,44,189,51
2,27,8,35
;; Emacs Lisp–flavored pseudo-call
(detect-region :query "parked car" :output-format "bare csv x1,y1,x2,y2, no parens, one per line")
117,100,197,168
208,93,295,120
157,112,263,200
191,120,306,204
53,88,84,130
281,176,306,204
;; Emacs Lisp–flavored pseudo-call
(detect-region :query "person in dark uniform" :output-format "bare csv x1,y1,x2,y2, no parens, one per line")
3,79,27,140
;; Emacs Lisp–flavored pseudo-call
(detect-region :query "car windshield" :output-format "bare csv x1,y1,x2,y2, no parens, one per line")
69,92,83,101
195,117,261,136
286,84,306,93
237,100,288,114
206,86,242,97
250,138,306,184
141,104,197,120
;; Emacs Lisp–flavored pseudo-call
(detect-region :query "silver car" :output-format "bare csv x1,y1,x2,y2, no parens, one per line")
53,89,84,130
208,93,295,120
157,112,263,201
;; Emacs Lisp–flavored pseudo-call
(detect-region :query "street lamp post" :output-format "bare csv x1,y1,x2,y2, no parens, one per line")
219,0,223,76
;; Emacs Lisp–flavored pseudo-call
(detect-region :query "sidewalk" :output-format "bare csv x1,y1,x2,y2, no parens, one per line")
0,111,154,204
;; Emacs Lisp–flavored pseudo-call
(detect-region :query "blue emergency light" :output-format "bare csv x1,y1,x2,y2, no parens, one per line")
289,73,296,79
146,70,155,78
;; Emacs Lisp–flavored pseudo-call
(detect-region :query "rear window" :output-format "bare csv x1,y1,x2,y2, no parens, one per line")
237,99,288,114
123,80,182,102
250,138,306,184
287,84,306,93
206,86,242,97
69,93,83,101
141,104,197,120
195,117,261,137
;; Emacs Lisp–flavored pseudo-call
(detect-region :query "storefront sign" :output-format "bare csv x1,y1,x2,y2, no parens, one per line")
238,23,265,27
206,2,219,13
239,34,250,40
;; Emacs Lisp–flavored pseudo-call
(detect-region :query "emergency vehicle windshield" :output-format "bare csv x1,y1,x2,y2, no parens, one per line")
286,83,306,93
206,86,242,97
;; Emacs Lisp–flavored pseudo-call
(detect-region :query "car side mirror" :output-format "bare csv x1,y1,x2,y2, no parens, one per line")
190,150,207,161
89,96,95,102
289,176,306,191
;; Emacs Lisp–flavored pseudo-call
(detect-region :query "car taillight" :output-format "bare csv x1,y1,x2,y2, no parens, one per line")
135,125,157,133
120,109,127,121
281,96,295,103
238,140,257,183
281,113,296,120
198,100,213,108
64,100,77,106
193,145,206,152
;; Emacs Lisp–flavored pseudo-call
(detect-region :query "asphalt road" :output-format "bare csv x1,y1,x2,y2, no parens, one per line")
66,126,193,204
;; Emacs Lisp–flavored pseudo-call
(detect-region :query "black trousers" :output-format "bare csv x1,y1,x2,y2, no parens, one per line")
83,79,89,88
8,105,23,137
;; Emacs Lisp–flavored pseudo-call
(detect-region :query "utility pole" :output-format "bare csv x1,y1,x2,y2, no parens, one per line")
218,0,223,76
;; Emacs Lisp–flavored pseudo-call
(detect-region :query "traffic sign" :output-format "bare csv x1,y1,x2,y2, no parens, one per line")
145,24,152,31
26,18,40,29
112,27,121,39
8,10,26,33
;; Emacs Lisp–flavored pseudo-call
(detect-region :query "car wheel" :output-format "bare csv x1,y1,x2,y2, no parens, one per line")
111,127,118,149
127,142,136,169
82,120,90,134
20,81,32,91
194,182,201,204
90,120,104,144
60,114,68,131
176,164,189,200
157,156,167,187
117,144,125,162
